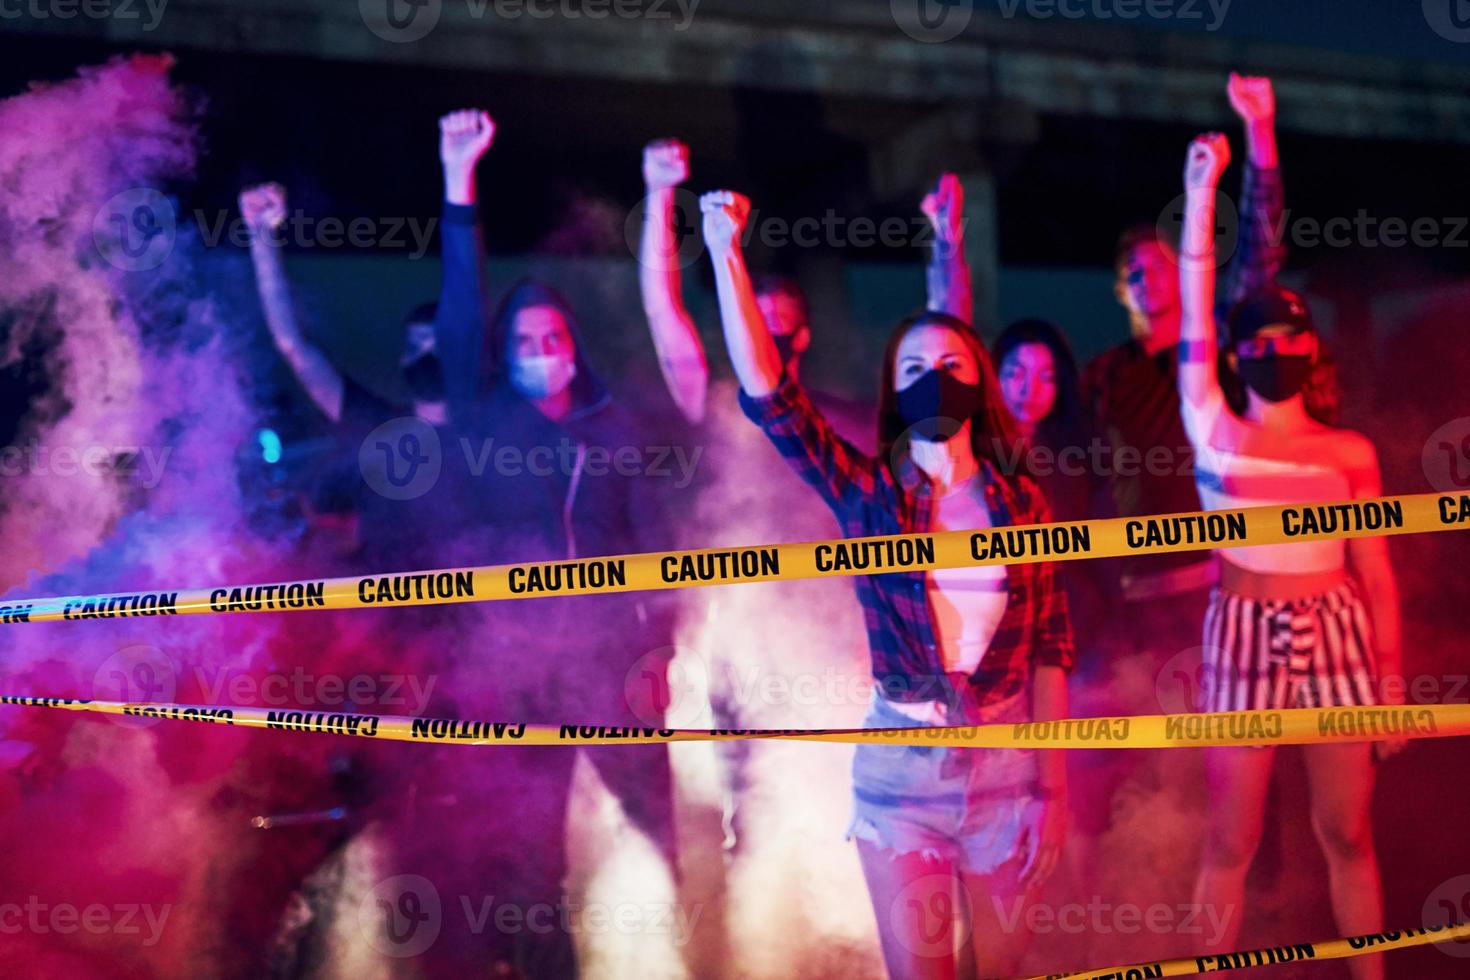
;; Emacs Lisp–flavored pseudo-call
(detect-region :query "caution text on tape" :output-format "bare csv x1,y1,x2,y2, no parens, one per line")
3,697,1468,749
0,492,1464,624
1029,919,1470,979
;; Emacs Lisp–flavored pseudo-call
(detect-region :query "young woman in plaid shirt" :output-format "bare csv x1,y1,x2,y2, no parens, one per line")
699,189,1076,979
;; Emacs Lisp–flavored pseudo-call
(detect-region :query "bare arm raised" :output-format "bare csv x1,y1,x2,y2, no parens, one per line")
701,190,782,398
1177,133,1232,418
241,183,346,422
639,139,709,423
1229,72,1278,170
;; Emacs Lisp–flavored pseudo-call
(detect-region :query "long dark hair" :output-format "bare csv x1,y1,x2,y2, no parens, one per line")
992,317,1088,456
876,311,1019,481
483,278,608,412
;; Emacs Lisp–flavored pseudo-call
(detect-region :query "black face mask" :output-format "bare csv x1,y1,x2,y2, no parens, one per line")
771,331,799,373
896,369,982,442
403,353,446,404
1236,354,1312,403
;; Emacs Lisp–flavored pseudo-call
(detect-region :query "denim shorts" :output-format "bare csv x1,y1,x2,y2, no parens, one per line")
847,690,1037,875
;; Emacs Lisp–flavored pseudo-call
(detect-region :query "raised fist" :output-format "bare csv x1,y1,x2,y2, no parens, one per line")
239,182,287,236
1184,133,1231,192
921,172,965,245
643,138,689,191
439,109,495,171
700,190,751,256
1226,72,1275,124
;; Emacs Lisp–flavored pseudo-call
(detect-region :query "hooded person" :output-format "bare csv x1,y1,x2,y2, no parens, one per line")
464,279,637,560
420,274,681,977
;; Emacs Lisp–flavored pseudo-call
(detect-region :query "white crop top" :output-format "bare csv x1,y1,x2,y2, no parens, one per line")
884,475,1009,723
928,477,1008,674
1184,390,1351,575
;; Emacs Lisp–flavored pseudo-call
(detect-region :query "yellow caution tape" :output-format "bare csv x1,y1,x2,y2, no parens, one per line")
1025,919,1470,979
2,693,1464,977
0,492,1464,624
3,697,1468,749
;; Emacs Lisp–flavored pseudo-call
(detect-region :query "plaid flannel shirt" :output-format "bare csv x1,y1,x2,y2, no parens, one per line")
739,379,1075,708
1220,162,1285,315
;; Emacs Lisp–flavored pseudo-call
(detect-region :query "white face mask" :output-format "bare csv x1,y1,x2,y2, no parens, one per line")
511,353,577,399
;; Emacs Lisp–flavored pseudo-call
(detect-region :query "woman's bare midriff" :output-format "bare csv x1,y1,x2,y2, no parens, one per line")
1219,555,1348,601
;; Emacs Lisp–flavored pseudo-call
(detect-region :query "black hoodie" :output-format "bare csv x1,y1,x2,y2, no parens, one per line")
412,212,674,869
448,278,663,565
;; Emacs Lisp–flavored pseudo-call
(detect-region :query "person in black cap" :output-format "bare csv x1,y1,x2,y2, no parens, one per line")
1176,132,1402,980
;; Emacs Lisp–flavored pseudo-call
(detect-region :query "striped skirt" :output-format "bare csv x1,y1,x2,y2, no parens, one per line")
1200,580,1378,712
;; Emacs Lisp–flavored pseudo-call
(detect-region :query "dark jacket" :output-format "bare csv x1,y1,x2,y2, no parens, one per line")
436,239,663,563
